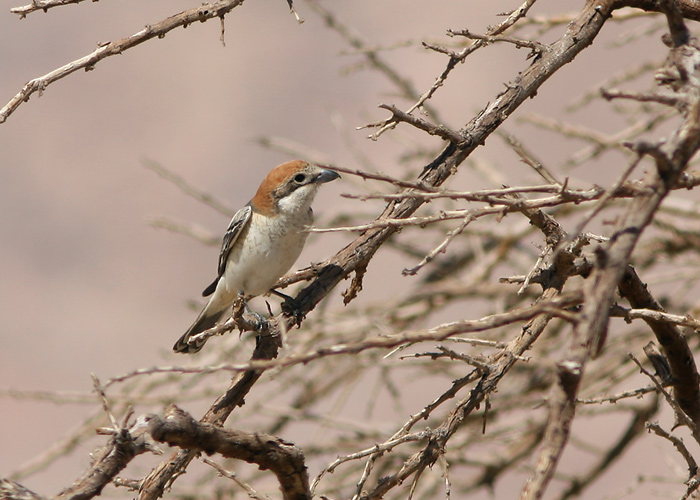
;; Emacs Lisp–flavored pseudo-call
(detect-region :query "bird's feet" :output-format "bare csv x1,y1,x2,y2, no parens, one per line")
233,295,270,333
271,289,306,327
282,297,306,327
250,309,270,332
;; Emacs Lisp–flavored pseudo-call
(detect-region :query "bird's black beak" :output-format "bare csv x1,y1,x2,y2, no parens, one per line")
316,168,341,184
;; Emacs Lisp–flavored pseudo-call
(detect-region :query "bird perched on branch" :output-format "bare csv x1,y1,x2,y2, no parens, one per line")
173,160,340,353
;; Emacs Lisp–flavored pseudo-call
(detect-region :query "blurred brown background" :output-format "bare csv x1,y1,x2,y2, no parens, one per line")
0,0,682,497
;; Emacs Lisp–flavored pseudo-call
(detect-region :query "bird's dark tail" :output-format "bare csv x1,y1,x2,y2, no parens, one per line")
173,300,228,354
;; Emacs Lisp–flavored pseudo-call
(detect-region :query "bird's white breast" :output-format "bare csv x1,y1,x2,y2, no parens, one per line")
222,209,311,296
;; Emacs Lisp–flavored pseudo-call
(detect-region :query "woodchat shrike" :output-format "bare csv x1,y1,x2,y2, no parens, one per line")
173,160,340,353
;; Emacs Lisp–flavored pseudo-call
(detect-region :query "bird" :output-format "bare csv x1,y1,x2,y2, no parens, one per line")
173,160,340,353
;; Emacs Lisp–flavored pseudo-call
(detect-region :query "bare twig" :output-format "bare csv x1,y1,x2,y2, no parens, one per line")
358,0,538,139
646,422,698,479
143,160,234,217
11,0,89,17
1,1,248,124
105,291,582,386
629,354,700,442
202,458,272,500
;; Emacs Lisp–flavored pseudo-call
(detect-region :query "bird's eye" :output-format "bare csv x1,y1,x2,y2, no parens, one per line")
293,173,307,183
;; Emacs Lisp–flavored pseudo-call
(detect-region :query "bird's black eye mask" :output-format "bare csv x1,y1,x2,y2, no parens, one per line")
273,171,313,199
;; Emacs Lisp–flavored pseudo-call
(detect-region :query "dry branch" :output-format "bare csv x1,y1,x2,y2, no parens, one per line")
55,415,155,500
147,406,310,500
138,324,283,499
4,0,700,499
1,0,248,123
522,2,700,497
619,267,700,424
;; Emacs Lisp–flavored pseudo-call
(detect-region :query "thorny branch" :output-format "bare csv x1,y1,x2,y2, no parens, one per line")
147,405,311,500
522,2,700,498
1,0,263,123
